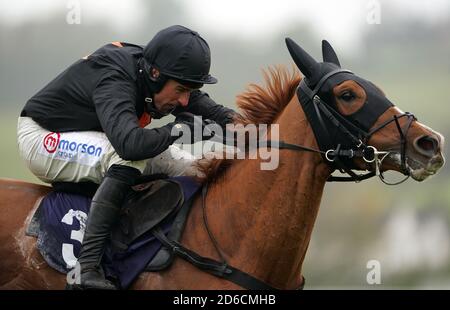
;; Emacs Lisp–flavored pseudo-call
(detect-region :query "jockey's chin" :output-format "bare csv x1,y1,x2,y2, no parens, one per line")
160,104,176,115
154,102,177,116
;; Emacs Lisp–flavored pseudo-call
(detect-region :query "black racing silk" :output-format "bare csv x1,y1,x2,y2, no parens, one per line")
21,42,235,161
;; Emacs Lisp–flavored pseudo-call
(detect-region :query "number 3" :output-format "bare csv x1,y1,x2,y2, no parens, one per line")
61,209,88,268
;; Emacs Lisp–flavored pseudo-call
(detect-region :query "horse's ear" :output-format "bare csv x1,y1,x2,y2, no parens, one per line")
322,40,341,67
285,38,319,79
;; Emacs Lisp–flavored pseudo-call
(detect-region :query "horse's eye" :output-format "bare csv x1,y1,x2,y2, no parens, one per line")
340,91,355,102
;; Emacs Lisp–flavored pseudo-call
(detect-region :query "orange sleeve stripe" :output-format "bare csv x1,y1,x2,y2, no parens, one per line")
139,112,152,128
82,42,122,59
111,41,124,48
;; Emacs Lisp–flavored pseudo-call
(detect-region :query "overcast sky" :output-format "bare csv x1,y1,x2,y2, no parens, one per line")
0,0,448,51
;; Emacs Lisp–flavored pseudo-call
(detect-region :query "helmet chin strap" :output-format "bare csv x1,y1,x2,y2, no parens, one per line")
138,58,170,119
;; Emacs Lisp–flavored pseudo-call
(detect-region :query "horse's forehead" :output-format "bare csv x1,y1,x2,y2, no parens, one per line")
323,72,379,94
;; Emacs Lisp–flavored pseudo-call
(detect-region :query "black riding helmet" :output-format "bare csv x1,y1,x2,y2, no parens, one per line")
138,25,217,118
143,25,217,85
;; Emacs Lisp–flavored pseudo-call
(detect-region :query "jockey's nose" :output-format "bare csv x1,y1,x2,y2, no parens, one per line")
413,135,440,157
178,92,189,107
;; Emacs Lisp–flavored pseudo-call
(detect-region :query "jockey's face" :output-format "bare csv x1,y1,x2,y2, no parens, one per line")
153,79,193,114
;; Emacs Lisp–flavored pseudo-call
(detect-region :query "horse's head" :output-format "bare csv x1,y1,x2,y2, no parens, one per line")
286,38,444,182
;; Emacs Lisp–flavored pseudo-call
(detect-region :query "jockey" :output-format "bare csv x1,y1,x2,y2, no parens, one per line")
17,25,236,290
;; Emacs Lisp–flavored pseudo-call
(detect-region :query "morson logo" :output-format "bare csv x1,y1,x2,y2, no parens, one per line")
58,140,102,157
43,134,102,157
44,132,60,153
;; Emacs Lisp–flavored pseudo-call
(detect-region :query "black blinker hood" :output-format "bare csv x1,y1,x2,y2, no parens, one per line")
313,71,394,132
285,37,394,169
284,38,415,182
298,66,393,169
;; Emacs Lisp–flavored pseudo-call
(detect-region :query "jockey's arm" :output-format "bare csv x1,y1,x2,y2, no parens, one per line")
93,71,179,161
172,90,238,127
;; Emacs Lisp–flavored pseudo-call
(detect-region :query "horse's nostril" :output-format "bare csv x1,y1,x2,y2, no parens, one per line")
414,135,439,156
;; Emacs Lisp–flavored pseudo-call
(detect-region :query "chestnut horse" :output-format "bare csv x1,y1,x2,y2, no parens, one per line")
0,39,445,289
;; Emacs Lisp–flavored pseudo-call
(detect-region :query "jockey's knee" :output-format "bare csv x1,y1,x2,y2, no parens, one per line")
105,164,142,185
107,154,147,176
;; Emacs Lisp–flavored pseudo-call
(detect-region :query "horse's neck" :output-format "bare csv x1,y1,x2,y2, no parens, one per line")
206,97,330,289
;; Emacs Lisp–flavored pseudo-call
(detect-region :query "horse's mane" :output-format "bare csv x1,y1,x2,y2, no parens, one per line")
197,65,301,181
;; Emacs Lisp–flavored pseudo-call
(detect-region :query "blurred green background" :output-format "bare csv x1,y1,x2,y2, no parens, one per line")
1,0,449,288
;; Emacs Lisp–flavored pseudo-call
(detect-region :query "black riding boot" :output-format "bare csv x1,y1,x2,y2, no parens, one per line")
70,166,140,290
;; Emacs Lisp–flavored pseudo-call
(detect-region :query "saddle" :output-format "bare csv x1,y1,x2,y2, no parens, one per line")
26,175,201,288
111,176,199,271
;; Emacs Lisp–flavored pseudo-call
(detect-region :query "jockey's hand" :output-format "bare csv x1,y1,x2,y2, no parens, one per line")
174,112,216,143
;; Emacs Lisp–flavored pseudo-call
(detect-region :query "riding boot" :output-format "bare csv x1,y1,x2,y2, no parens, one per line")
70,165,140,290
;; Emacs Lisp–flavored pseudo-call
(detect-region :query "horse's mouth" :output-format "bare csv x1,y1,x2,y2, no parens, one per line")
385,152,445,182
408,155,445,181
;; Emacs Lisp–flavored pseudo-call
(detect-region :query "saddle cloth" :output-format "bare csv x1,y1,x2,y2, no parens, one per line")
26,176,201,289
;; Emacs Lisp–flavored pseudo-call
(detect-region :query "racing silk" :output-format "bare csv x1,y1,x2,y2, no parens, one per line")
22,42,236,161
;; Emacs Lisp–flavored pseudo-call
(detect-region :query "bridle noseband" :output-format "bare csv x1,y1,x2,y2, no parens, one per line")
266,69,417,184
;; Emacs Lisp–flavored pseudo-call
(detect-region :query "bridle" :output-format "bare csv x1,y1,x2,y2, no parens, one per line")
265,69,417,185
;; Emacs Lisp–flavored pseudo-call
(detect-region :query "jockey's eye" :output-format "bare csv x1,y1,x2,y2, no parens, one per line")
339,91,355,102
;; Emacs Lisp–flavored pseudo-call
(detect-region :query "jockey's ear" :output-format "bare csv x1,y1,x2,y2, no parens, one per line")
285,37,320,81
322,40,341,68
150,68,160,81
